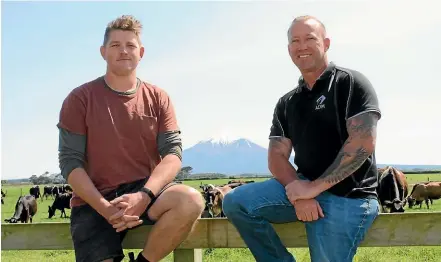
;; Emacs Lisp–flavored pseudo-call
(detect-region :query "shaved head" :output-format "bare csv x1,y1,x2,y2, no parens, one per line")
287,15,327,42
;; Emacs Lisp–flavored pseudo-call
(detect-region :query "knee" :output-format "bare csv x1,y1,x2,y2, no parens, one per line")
177,187,205,218
222,189,242,218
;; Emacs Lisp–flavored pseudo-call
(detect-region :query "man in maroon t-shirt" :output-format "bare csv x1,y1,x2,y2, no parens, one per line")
57,15,205,262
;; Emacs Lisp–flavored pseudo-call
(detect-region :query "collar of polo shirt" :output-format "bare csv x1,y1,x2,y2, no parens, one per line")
297,62,336,92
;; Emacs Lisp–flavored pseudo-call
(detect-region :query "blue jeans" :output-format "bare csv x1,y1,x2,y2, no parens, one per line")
223,178,379,262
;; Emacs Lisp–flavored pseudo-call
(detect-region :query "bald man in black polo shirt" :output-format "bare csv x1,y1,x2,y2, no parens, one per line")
223,15,381,262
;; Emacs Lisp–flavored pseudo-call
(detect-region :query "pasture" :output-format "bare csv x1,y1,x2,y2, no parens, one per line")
2,173,441,261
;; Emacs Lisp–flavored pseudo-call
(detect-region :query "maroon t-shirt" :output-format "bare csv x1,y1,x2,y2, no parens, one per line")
57,76,179,207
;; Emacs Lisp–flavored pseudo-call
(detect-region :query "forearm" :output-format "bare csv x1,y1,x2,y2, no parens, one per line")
143,154,182,195
268,137,298,187
269,156,299,186
311,138,372,191
67,168,112,216
311,112,378,192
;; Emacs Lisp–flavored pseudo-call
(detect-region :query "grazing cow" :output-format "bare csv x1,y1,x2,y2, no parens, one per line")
48,192,72,218
42,186,54,200
1,189,6,204
52,186,59,198
377,166,408,213
406,182,432,208
407,182,441,209
201,182,250,218
4,195,38,223
29,185,41,199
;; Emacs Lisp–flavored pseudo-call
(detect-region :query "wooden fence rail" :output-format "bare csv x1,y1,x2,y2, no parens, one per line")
2,212,441,262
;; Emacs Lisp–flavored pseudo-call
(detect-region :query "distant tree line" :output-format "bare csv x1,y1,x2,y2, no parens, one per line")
402,170,441,174
29,171,66,185
174,166,272,181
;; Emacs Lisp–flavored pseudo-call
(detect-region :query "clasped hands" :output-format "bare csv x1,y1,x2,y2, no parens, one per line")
105,192,150,232
285,179,325,222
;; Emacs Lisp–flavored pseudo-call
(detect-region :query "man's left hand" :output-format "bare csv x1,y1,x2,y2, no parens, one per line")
109,192,151,232
285,180,322,202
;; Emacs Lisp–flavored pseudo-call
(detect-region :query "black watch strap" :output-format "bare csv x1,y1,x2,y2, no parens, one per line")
139,187,156,200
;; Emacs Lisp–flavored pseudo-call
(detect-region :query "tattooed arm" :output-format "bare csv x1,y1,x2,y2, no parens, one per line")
268,137,298,186
268,95,299,187
310,111,379,191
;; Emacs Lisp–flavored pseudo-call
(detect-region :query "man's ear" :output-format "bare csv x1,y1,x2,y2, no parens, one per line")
140,46,145,59
324,37,330,52
100,46,106,60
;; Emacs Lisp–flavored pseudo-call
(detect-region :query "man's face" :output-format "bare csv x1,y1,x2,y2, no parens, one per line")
288,19,330,73
100,30,144,76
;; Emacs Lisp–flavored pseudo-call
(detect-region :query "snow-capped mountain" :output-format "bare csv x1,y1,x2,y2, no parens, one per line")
195,137,254,148
182,137,294,175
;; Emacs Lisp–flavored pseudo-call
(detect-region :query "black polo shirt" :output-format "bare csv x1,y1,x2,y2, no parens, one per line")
269,62,381,199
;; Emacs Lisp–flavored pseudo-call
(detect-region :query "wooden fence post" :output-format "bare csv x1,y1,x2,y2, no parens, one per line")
173,249,202,262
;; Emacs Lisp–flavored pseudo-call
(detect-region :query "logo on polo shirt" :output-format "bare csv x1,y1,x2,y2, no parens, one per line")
315,95,326,110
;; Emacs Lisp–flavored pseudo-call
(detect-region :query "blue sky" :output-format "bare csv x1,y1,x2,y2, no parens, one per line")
1,1,440,179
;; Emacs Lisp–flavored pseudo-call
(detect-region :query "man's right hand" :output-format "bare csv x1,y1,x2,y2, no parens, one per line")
101,203,143,232
292,199,325,222
66,169,142,231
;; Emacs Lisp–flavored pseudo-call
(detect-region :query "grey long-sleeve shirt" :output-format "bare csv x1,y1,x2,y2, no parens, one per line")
58,128,182,180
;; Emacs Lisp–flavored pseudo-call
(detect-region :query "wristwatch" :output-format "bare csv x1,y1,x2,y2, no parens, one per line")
139,187,156,200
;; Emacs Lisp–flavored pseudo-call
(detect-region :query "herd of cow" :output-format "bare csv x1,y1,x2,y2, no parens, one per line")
2,166,440,223
2,184,73,224
377,166,441,212
200,166,441,218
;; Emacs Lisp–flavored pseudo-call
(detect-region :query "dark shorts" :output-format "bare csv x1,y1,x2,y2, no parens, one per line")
70,178,179,262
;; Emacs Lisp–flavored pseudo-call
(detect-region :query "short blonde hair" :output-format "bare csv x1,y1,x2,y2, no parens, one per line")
103,15,143,45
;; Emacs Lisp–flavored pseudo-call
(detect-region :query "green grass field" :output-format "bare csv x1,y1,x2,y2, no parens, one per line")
2,173,441,261
404,173,441,185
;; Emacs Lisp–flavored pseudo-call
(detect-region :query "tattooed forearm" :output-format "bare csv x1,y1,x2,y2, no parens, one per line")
313,112,379,187
318,144,370,184
268,137,297,186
